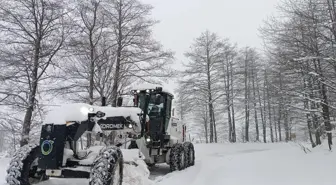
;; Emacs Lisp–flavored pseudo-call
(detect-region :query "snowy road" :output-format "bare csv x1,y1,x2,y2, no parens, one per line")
1,143,336,185
154,143,336,185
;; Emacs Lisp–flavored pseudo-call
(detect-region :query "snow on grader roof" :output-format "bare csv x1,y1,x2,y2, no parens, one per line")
43,103,142,126
131,83,174,97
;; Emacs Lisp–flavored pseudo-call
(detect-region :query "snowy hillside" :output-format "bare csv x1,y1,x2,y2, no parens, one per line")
1,142,335,185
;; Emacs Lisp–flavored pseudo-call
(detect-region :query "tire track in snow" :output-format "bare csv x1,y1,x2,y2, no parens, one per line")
154,160,202,185
155,145,273,185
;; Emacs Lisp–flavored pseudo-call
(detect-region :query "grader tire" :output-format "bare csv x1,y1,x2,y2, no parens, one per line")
169,143,186,172
6,143,48,185
183,142,195,167
89,146,123,185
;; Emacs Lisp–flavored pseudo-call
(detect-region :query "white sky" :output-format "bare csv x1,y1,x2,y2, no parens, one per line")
141,0,281,92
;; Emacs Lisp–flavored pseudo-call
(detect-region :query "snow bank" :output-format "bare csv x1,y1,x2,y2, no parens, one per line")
121,149,155,185
74,146,106,166
0,152,8,159
0,158,9,185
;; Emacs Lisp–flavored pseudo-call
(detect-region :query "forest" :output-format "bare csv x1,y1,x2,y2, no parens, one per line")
0,0,335,154
175,0,336,150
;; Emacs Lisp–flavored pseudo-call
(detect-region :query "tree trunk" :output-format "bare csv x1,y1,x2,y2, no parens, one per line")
205,35,215,143
223,59,233,142
284,109,290,142
87,25,96,148
278,72,283,141
277,105,282,142
265,69,274,142
244,52,250,142
317,59,332,149
111,0,123,107
89,32,95,105
20,39,40,147
230,62,237,142
312,108,321,145
303,77,316,147
273,106,278,142
256,72,266,143
208,101,214,143
251,62,259,141
227,102,233,142
21,103,35,146
212,108,217,143
307,114,316,147
307,70,321,145
204,104,209,143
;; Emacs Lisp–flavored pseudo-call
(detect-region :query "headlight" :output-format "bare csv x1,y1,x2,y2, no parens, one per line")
80,106,94,115
146,137,151,142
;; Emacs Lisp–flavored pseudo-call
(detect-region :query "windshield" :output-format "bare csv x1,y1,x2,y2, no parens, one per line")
136,93,165,116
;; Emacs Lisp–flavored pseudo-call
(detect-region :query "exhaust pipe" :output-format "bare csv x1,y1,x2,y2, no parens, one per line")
102,97,106,106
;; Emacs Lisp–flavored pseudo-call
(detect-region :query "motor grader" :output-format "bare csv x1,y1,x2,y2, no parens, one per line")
6,85,195,185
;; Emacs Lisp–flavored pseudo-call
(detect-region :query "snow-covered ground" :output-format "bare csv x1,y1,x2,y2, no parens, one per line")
1,142,335,185
0,158,8,185
155,142,336,185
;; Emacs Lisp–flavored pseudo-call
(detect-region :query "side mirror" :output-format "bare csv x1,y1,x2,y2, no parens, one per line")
172,108,175,117
117,97,123,107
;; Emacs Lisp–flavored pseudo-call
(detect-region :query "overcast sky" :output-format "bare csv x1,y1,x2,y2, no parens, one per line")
141,0,281,91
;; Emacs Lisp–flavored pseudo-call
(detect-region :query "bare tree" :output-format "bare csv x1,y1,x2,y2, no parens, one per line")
255,64,267,143
103,0,174,106
251,52,260,141
58,0,114,105
230,60,237,142
175,83,194,123
265,68,274,143
259,0,336,148
179,31,226,143
217,39,238,142
0,0,71,146
235,47,260,142
192,94,210,143
243,48,251,142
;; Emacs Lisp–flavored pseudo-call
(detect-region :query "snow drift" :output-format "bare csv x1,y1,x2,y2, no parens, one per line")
121,149,155,185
